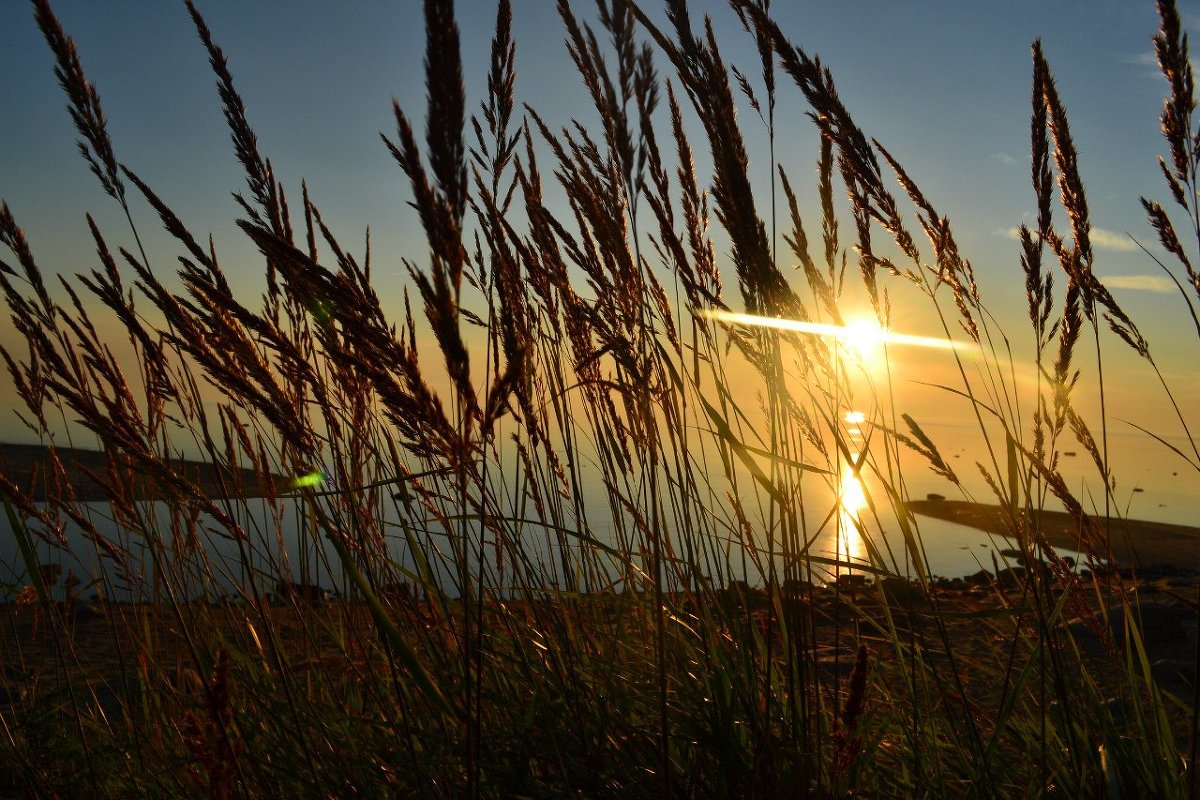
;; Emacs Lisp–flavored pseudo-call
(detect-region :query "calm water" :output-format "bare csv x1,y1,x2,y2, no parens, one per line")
2,422,1190,601
899,422,1200,528
0,481,1095,604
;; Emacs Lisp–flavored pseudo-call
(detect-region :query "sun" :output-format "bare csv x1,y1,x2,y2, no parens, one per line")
699,309,973,353
838,318,887,362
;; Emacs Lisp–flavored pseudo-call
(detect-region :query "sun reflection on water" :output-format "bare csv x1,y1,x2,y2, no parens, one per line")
836,454,869,568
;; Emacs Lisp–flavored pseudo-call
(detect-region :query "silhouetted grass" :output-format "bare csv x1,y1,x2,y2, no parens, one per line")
0,0,1197,797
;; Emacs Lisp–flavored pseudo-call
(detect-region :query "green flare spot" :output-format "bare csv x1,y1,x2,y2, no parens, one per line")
309,298,333,325
292,471,326,489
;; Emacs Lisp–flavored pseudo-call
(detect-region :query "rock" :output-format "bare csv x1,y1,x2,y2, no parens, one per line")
781,578,815,596
67,602,105,622
965,569,992,586
1064,601,1196,662
880,577,923,604
1141,563,1198,579
994,567,1026,588
275,579,329,606
834,574,869,591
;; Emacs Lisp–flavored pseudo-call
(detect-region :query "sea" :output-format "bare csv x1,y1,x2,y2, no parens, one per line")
0,423,1194,602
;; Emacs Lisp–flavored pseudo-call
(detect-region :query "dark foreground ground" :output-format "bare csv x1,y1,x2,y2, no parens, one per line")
0,566,1195,797
1,566,1195,734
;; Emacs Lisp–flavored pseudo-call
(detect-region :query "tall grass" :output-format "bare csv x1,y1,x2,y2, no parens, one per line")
0,0,1197,796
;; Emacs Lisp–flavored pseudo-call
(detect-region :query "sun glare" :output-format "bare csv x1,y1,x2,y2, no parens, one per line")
841,318,887,361
700,309,975,354
840,463,867,520
836,457,869,568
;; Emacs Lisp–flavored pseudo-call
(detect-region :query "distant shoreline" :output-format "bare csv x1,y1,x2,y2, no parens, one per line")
908,499,1200,572
0,442,280,502
4,443,1197,572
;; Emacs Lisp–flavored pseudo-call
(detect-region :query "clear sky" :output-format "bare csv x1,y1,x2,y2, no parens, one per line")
1,0,1198,443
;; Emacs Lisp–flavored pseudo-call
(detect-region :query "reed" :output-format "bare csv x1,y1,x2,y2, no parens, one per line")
0,0,1197,797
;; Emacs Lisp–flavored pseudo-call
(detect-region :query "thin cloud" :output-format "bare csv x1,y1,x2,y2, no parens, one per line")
1101,274,1175,293
1090,228,1137,252
995,225,1137,252
1122,52,1158,69
990,153,1018,167
1123,49,1198,80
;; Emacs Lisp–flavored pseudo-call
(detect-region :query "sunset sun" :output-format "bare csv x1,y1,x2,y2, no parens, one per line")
700,310,973,360
839,317,887,362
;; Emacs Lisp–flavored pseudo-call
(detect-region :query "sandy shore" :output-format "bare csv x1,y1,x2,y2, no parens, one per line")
0,442,280,502
908,499,1200,572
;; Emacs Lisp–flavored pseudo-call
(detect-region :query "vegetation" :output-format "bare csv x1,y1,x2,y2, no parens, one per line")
0,0,1197,796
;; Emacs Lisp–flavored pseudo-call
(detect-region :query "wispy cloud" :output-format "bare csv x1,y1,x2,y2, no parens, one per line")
995,225,1136,252
990,153,1018,167
1122,49,1199,81
1101,274,1175,293
1089,227,1137,252
1122,52,1158,69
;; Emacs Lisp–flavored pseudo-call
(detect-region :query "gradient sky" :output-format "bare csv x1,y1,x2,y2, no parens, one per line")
1,0,1198,444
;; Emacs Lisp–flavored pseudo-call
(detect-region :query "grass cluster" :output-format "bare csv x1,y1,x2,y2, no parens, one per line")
0,0,1198,796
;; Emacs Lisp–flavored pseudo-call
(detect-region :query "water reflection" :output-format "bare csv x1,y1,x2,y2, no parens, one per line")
836,455,868,569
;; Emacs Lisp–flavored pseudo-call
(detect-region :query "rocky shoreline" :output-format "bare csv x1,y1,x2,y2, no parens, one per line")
0,442,281,502
909,498,1200,572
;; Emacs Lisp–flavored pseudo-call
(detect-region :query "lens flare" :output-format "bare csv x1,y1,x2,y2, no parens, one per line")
841,318,887,360
291,471,327,489
700,309,974,352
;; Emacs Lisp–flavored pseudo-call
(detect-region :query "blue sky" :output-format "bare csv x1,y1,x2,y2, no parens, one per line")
1,0,1198,439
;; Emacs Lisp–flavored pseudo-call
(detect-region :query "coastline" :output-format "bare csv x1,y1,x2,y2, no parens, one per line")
0,442,280,502
908,499,1200,572
5,440,1194,572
